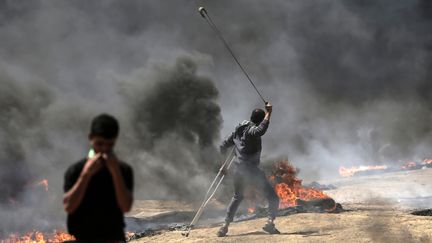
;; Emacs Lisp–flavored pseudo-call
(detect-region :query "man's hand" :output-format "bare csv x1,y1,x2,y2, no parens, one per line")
82,153,103,177
64,153,103,214
264,102,273,121
103,152,120,174
102,152,133,212
265,102,273,113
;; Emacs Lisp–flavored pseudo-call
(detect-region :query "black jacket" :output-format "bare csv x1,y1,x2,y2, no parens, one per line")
220,119,269,166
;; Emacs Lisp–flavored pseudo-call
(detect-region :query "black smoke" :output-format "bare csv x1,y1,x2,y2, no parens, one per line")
0,71,51,202
1,0,432,234
127,58,221,149
119,57,222,199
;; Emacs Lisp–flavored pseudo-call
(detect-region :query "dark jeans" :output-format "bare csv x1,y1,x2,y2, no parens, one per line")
225,163,279,223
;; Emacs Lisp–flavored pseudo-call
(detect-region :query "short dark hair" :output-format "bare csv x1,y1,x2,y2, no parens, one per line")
250,109,265,124
90,114,119,139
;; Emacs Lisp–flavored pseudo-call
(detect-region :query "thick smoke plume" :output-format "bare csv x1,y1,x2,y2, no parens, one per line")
125,58,221,149
1,0,432,234
119,57,222,199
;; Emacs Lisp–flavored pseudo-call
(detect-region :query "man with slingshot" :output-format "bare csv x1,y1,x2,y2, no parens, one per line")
217,102,280,237
181,7,280,238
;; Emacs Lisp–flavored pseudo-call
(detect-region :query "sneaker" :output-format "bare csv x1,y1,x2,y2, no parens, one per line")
217,226,228,237
262,222,280,234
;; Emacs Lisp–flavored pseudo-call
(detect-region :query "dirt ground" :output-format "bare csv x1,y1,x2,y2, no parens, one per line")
130,168,432,243
128,200,194,218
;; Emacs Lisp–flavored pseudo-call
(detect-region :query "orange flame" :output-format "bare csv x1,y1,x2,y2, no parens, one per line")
401,161,417,170
247,207,255,214
126,231,135,239
423,158,432,165
3,230,75,243
30,179,49,192
339,165,388,177
269,159,332,209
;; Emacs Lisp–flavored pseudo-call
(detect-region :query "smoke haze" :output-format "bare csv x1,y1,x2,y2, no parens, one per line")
0,0,432,233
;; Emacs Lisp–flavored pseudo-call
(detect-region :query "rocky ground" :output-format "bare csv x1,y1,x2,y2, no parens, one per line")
128,168,432,243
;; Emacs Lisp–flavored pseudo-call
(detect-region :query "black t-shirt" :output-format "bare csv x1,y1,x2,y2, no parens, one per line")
63,158,134,241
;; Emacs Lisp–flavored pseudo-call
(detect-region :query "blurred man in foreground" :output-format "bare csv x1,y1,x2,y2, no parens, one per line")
63,114,133,242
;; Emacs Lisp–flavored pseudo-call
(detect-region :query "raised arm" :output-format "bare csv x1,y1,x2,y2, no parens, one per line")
63,154,103,214
105,153,133,213
247,102,273,137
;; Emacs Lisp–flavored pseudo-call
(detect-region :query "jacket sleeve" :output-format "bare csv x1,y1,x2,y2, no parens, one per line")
247,119,269,137
220,132,235,154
